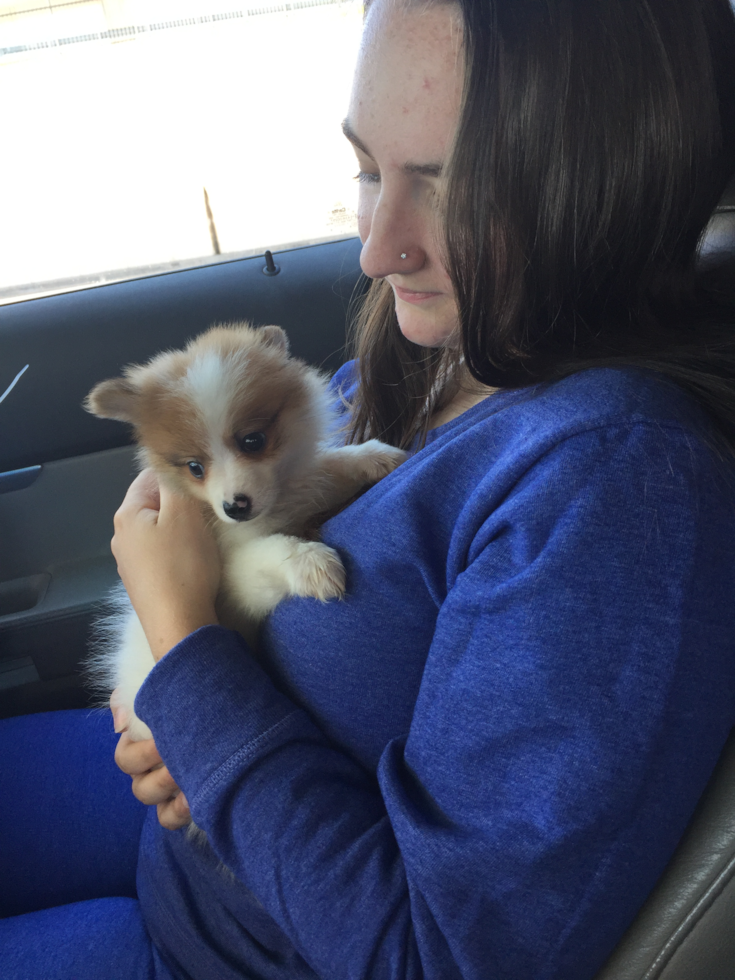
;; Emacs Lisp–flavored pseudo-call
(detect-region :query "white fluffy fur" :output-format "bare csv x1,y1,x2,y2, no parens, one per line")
86,324,406,742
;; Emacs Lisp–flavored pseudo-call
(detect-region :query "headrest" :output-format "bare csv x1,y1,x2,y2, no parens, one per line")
698,174,735,275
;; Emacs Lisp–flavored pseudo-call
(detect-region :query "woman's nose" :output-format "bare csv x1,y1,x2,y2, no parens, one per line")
358,192,426,280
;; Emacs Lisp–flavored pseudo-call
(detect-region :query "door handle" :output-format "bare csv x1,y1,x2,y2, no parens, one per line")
0,466,42,494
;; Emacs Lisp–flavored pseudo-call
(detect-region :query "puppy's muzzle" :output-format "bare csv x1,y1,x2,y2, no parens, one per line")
223,494,252,522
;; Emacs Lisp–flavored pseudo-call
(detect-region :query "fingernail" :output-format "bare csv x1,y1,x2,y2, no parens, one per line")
112,707,128,733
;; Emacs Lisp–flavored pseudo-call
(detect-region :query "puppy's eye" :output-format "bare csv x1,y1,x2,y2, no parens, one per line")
238,431,266,453
188,461,205,479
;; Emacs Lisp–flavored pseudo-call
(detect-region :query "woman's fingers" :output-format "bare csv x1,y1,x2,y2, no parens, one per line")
115,732,181,807
114,730,164,776
115,468,161,522
157,792,192,831
131,764,182,807
110,470,220,662
156,479,200,524
109,688,130,734
114,725,190,825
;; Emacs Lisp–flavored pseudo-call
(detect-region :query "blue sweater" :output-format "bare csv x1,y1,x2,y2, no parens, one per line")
135,365,735,980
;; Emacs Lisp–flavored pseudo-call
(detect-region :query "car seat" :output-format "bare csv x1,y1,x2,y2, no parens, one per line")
594,176,735,979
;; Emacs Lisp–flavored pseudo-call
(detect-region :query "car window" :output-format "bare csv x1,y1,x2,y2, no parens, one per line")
0,0,362,304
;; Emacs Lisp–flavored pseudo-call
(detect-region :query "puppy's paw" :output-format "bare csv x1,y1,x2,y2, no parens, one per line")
288,542,346,602
354,440,408,480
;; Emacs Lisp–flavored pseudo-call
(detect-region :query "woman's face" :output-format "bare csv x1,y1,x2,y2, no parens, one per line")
345,0,463,348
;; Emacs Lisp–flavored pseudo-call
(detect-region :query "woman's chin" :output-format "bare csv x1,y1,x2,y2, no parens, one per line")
395,302,459,349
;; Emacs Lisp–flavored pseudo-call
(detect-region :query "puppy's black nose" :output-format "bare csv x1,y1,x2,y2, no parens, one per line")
223,495,252,522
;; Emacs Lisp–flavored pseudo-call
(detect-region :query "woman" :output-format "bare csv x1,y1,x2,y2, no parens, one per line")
2,0,735,977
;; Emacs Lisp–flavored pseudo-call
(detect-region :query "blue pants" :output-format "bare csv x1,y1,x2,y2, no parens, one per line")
0,709,171,979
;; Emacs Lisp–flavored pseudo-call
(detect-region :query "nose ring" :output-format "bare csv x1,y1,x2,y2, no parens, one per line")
400,252,407,259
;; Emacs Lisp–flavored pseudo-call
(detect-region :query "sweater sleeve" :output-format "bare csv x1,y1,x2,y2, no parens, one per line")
135,422,735,980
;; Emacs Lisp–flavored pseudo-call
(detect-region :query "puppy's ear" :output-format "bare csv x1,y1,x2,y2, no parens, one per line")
84,378,139,422
258,325,289,354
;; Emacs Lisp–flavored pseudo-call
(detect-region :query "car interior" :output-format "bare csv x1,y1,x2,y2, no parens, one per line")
0,153,733,978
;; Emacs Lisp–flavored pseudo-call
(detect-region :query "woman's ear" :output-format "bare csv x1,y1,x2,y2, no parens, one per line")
84,378,139,422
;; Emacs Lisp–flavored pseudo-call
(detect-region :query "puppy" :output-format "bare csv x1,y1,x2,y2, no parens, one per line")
85,322,405,741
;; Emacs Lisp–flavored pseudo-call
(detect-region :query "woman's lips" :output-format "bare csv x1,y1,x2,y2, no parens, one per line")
392,284,442,304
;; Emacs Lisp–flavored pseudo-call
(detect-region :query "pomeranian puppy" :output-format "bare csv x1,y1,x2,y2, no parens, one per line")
85,322,405,741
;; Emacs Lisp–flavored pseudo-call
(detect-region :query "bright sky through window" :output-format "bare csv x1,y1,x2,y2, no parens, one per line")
0,0,362,302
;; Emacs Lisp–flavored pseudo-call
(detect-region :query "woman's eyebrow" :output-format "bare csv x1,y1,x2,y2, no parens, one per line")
403,161,443,178
341,119,373,158
341,119,444,178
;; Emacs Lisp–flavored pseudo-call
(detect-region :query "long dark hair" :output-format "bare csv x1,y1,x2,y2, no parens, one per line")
349,0,735,452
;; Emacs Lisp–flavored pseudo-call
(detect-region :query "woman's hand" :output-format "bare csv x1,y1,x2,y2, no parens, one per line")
115,731,193,830
111,469,221,661
112,695,192,831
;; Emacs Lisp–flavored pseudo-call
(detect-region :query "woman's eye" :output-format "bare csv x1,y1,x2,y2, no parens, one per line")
238,431,266,453
187,461,205,479
355,170,380,185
